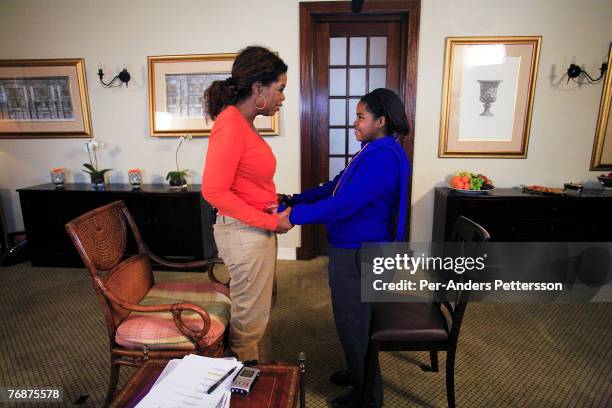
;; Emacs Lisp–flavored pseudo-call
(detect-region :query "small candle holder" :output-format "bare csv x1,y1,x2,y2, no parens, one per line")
128,169,142,189
50,168,65,188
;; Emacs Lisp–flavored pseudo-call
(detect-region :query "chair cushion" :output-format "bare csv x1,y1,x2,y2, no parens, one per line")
371,302,449,342
115,280,230,350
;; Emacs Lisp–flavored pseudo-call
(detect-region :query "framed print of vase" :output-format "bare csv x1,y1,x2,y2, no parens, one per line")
590,43,612,170
438,37,541,158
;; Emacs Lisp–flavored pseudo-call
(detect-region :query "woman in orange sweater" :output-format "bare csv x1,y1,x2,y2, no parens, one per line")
202,46,292,361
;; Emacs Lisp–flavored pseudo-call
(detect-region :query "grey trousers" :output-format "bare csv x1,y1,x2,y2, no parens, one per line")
328,245,383,407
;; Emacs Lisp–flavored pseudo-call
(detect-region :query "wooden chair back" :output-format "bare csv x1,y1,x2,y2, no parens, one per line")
443,215,491,343
65,201,154,332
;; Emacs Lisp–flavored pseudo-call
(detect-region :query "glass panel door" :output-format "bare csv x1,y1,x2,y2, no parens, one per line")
327,36,388,180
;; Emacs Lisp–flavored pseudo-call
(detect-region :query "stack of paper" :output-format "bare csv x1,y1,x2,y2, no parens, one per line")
136,354,243,408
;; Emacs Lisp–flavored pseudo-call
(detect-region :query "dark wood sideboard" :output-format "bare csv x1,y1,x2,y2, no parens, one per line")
433,187,612,242
17,183,217,267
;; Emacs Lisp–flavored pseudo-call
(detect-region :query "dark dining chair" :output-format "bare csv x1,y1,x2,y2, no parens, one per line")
361,216,490,408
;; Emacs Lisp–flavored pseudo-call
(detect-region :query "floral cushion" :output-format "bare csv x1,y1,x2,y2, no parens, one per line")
115,281,230,350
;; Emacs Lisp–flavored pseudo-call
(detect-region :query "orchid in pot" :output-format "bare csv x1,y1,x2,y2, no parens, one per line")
83,139,111,189
166,134,192,188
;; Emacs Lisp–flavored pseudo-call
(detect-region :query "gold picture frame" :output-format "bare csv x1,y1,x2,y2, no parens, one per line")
439,36,541,158
148,54,279,137
0,58,92,138
590,43,612,170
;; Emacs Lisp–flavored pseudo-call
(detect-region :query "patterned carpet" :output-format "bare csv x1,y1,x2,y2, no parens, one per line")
0,258,610,407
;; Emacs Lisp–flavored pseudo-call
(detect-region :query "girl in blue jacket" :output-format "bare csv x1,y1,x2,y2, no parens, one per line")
287,88,411,408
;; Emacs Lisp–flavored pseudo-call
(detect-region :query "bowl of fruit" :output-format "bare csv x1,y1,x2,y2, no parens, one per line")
449,171,494,194
598,173,612,188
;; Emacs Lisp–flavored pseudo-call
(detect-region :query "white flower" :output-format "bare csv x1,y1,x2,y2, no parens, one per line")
84,138,108,172
174,135,192,172
85,139,105,152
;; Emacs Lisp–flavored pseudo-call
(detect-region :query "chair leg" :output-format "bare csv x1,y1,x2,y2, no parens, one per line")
430,351,439,372
361,341,379,408
222,324,232,356
104,361,121,406
420,351,439,372
446,349,456,408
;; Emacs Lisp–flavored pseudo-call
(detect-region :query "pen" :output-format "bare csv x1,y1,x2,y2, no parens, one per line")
207,366,236,394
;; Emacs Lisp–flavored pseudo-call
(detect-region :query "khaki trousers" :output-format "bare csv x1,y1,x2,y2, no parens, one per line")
213,215,277,361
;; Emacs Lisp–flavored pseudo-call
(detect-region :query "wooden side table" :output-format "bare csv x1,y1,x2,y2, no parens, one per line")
110,359,304,408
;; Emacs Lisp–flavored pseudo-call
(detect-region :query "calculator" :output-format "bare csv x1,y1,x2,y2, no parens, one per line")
230,366,261,395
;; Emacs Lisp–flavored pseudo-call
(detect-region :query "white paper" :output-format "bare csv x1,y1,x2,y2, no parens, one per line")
152,359,181,388
214,391,232,408
135,354,242,408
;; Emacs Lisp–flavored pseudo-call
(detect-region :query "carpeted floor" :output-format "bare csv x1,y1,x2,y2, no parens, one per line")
0,259,611,407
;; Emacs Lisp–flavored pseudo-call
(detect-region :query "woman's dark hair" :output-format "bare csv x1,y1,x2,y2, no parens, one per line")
204,46,288,120
359,88,409,142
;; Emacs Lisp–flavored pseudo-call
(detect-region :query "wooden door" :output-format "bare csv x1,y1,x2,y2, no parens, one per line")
299,2,420,259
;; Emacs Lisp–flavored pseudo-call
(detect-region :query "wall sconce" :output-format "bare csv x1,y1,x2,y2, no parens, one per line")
566,62,608,84
97,68,131,87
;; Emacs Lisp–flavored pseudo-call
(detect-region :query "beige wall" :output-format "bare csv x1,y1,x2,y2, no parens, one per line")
412,0,612,241
0,0,611,255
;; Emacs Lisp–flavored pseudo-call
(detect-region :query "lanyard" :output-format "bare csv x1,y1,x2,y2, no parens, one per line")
331,143,370,197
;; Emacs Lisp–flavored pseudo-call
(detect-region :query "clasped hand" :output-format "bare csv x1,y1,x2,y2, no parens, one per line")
274,207,293,234
265,194,294,234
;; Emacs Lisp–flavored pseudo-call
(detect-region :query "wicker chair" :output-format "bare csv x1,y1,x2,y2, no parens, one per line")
65,200,230,404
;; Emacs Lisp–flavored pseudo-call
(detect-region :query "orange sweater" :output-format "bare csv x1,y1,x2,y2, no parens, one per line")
202,106,279,231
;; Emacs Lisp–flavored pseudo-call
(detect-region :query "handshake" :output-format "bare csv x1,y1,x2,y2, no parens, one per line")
266,194,294,234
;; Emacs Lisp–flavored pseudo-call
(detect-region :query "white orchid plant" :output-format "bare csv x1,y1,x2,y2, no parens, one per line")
166,134,192,184
83,139,111,179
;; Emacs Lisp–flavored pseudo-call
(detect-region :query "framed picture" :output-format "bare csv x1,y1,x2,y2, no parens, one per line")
439,36,541,158
0,58,93,138
590,43,612,170
148,54,279,137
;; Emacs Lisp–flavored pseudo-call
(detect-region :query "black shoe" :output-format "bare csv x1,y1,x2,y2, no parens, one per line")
329,369,351,387
331,389,359,408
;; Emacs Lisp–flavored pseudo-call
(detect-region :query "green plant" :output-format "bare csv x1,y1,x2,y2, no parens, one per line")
166,170,188,183
83,139,111,179
166,134,192,184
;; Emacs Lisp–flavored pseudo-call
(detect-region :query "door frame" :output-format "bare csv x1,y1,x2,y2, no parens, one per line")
298,1,420,259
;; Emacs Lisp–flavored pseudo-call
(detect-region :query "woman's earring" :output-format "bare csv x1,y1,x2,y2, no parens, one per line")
254,94,267,110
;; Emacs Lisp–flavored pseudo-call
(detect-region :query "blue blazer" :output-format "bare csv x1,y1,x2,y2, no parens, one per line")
289,135,410,248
